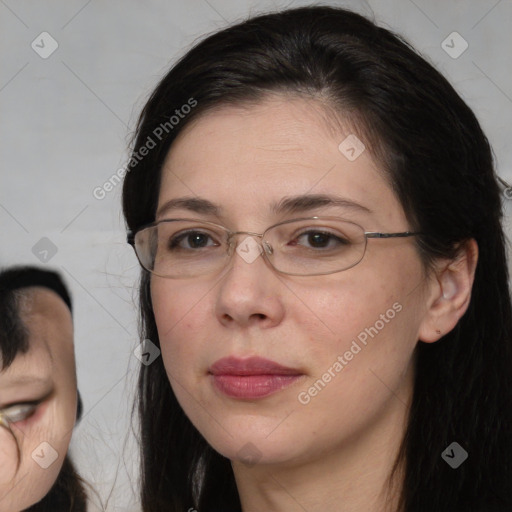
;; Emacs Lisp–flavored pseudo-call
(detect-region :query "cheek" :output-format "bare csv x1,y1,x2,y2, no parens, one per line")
0,426,18,485
289,275,399,354
9,380,77,507
0,418,68,511
151,278,210,351
151,279,229,420
18,401,74,508
151,277,199,322
291,267,419,402
8,458,65,511
17,396,75,462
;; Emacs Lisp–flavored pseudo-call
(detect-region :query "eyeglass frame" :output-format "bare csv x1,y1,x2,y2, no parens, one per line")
126,216,422,278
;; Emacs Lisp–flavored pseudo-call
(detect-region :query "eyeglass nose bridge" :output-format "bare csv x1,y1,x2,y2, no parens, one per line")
226,230,273,256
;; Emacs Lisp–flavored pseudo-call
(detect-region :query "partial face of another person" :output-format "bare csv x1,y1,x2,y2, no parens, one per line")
0,288,77,512
150,95,440,469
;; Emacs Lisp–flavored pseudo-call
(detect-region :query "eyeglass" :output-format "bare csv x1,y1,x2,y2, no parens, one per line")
127,216,420,278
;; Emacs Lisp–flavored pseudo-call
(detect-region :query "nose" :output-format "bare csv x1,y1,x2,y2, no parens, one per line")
215,234,285,329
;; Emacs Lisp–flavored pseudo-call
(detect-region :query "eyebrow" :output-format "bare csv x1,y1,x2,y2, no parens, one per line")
271,194,372,216
156,193,371,219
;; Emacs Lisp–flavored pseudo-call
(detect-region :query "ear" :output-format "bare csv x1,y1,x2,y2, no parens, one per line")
418,239,478,343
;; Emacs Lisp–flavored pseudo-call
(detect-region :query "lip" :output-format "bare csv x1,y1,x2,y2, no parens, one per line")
209,356,304,399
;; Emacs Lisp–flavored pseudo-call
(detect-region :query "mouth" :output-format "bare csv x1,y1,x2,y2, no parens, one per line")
208,356,305,399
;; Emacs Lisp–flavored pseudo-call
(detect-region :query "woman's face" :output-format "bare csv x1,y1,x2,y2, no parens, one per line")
151,95,431,468
0,288,77,512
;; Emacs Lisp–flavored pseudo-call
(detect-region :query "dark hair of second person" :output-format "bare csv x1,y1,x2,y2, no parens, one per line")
0,266,87,511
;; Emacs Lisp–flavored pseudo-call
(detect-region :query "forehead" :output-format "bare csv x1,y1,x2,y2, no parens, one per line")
19,287,72,325
159,95,406,230
1,288,73,373
168,95,352,169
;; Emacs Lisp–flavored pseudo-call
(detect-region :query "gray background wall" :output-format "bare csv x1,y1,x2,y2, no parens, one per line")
1,1,511,510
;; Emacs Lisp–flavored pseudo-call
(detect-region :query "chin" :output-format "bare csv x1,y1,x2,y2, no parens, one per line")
203,427,300,467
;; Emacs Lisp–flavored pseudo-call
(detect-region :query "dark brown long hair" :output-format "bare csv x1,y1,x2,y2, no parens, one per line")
0,266,88,511
122,6,512,511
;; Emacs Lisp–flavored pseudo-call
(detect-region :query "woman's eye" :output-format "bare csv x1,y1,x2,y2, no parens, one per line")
2,403,38,424
292,230,350,250
168,231,219,250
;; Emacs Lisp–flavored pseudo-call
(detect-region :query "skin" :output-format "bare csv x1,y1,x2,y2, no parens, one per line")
0,288,77,512
151,95,478,512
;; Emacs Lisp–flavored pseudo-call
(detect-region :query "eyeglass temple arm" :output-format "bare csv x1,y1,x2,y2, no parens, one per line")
124,230,419,240
365,232,420,238
125,228,420,244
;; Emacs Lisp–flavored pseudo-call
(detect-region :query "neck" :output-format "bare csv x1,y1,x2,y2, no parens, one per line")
232,369,412,512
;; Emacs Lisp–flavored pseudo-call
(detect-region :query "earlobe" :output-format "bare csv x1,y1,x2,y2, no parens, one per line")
418,239,478,343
